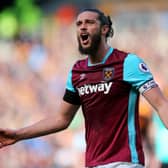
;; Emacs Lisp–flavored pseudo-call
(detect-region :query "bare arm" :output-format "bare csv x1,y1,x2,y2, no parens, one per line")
0,100,80,147
143,86,168,128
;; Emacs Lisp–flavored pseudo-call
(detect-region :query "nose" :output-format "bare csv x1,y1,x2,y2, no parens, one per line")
79,22,87,30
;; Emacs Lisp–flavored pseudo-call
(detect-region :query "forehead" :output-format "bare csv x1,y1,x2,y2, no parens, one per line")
76,11,99,21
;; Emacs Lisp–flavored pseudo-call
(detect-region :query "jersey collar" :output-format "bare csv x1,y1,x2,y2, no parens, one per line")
88,47,114,66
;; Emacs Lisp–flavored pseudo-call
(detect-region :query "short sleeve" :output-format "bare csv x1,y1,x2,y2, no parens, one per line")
65,69,76,92
123,53,157,93
63,69,81,105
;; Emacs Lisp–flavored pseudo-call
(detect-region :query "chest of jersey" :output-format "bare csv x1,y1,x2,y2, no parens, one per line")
72,57,131,100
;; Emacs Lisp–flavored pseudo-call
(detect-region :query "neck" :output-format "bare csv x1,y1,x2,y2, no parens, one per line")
89,43,110,64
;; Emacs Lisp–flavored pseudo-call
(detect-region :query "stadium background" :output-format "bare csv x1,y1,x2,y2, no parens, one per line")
0,0,168,167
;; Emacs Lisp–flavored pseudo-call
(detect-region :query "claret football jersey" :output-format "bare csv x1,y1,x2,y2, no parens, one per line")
63,47,157,167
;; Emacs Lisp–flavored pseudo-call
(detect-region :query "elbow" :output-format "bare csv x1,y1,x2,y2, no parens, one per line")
61,123,69,130
60,120,72,131
57,112,75,131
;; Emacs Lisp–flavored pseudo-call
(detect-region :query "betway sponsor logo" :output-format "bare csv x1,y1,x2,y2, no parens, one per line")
77,82,112,96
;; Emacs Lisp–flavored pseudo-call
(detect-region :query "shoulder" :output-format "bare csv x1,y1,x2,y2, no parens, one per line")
113,49,142,62
125,53,142,62
72,57,88,70
110,48,129,62
113,48,128,57
113,48,128,56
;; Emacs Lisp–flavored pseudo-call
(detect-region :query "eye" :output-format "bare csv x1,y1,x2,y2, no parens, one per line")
76,21,82,26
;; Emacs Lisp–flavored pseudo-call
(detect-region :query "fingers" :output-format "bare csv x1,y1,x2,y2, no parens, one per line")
0,128,11,134
0,129,16,148
0,129,5,134
0,141,8,148
0,142,4,148
0,139,16,148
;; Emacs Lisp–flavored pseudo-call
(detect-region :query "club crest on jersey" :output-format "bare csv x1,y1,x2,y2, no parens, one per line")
139,63,150,72
103,67,114,81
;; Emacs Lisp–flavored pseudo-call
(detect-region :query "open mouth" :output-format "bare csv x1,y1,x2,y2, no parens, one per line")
80,34,89,44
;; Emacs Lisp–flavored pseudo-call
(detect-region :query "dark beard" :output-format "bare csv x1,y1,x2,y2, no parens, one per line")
78,33,101,56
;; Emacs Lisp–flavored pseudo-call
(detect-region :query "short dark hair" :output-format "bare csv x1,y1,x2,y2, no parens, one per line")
78,8,114,39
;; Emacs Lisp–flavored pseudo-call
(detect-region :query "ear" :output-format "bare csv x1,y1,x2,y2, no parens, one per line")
101,25,109,36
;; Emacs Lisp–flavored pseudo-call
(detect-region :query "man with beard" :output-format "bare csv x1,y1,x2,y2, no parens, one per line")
0,8,168,168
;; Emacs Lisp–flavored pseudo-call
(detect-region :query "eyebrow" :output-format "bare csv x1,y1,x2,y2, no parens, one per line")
76,18,98,24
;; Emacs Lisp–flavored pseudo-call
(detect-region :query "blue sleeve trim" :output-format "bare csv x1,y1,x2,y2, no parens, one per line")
66,70,76,92
123,53,153,90
128,88,139,163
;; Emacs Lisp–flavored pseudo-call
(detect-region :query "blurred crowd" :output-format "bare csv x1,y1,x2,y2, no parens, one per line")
0,3,168,168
